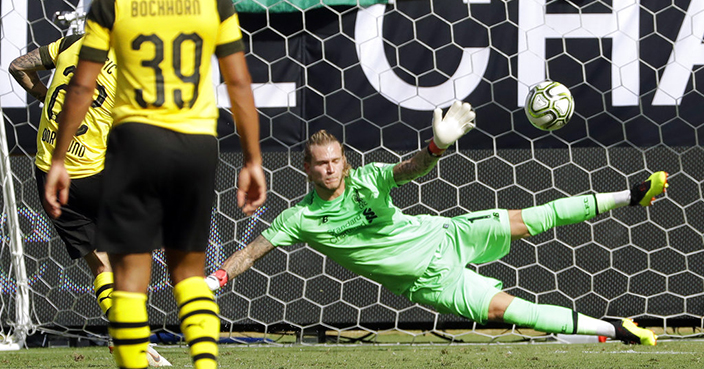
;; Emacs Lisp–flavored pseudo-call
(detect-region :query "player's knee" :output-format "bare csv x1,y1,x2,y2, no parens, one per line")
487,305,506,322
487,292,514,322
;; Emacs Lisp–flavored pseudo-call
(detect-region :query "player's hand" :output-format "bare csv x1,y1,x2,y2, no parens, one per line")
432,100,476,149
237,163,267,216
43,162,70,218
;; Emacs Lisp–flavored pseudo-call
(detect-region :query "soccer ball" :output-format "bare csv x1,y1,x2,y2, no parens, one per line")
524,80,575,131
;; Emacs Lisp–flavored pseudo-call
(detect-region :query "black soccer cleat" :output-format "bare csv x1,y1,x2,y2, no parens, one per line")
630,171,669,207
612,318,657,346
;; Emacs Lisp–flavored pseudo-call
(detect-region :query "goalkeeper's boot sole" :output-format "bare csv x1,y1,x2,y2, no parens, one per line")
630,171,669,207
612,318,657,346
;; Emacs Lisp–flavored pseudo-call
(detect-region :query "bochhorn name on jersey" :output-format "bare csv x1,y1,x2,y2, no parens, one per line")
131,0,201,17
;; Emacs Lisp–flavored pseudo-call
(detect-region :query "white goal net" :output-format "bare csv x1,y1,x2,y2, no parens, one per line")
1,0,703,347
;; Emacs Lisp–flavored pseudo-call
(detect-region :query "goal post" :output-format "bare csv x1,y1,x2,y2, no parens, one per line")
0,101,31,350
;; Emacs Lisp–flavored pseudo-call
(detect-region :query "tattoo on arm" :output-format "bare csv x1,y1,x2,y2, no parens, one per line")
222,235,274,280
393,147,440,185
11,48,44,71
9,48,48,102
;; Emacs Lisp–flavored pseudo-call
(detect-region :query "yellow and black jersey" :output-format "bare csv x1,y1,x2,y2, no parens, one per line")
81,0,245,136
35,35,117,178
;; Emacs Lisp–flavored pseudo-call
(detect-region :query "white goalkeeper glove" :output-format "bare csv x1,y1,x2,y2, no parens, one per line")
430,101,476,153
205,269,229,291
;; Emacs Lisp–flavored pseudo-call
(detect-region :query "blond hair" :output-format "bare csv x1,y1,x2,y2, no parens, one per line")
304,130,351,179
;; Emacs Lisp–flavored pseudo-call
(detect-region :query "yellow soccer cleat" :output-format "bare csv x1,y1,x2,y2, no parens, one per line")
630,171,669,207
612,318,657,346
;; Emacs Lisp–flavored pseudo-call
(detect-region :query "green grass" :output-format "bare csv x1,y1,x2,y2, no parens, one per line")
0,341,702,368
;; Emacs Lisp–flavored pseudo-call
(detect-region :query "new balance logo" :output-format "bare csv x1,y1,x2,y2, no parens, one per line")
363,208,377,223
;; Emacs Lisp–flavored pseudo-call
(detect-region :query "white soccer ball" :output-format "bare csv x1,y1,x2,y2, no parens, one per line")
524,80,575,131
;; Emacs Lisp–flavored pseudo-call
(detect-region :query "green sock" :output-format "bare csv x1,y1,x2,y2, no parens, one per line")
521,195,598,236
503,297,614,336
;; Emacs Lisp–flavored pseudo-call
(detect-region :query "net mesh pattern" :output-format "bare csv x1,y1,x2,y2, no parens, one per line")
0,0,702,344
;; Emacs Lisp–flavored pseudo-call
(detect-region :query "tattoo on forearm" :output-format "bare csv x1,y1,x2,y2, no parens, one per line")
224,235,274,279
9,49,47,101
13,50,43,71
223,253,249,279
393,148,439,184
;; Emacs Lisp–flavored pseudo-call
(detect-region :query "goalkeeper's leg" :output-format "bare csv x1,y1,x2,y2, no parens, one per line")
490,292,657,345
168,250,219,369
513,171,668,238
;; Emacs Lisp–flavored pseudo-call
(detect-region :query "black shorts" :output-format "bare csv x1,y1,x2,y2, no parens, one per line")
96,123,218,254
35,166,101,260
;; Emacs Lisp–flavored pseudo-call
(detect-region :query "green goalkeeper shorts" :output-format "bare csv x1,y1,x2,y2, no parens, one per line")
402,209,511,324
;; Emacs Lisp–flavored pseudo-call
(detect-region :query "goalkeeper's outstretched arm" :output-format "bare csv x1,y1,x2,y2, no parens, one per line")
393,100,476,186
392,144,441,186
205,235,275,291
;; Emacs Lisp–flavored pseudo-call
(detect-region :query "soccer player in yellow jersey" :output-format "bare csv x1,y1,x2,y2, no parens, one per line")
10,35,115,308
10,34,171,367
43,1,267,368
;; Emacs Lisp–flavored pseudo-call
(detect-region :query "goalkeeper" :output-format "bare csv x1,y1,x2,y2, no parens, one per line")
207,101,665,346
9,35,169,365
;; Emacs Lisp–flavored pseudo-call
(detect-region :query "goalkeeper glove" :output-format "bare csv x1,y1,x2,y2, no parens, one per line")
205,269,228,291
429,100,476,155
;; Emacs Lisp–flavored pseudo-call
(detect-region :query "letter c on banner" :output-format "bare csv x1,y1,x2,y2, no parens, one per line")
355,4,489,111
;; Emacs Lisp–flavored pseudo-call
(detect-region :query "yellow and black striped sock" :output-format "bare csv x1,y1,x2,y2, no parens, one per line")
108,291,150,369
93,271,114,317
174,277,220,369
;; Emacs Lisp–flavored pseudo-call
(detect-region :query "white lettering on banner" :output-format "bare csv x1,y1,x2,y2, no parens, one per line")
212,56,296,108
354,3,490,111
216,81,297,108
2,0,699,110
652,0,704,105
517,0,640,107
0,0,29,108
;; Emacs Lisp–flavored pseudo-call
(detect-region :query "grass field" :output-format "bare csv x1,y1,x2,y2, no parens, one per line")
1,340,702,368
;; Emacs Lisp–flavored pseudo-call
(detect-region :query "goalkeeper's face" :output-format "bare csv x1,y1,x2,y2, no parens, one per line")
305,142,348,194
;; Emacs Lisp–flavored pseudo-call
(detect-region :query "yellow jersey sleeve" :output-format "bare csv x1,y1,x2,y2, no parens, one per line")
215,1,244,57
39,38,62,69
39,35,83,69
80,0,114,62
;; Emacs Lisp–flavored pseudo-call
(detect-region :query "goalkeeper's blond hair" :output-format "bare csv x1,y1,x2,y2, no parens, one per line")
304,129,351,180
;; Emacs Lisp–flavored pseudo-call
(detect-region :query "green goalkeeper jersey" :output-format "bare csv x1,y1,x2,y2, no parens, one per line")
262,163,448,294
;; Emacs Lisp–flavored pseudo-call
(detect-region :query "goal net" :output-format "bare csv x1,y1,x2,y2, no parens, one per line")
1,0,702,347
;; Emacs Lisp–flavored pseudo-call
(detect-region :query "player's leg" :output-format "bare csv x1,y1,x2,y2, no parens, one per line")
512,171,669,239
107,253,154,368
426,205,658,345
488,291,657,345
35,167,116,317
167,250,219,369
83,251,114,317
497,172,667,345
95,124,172,368
162,129,219,369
